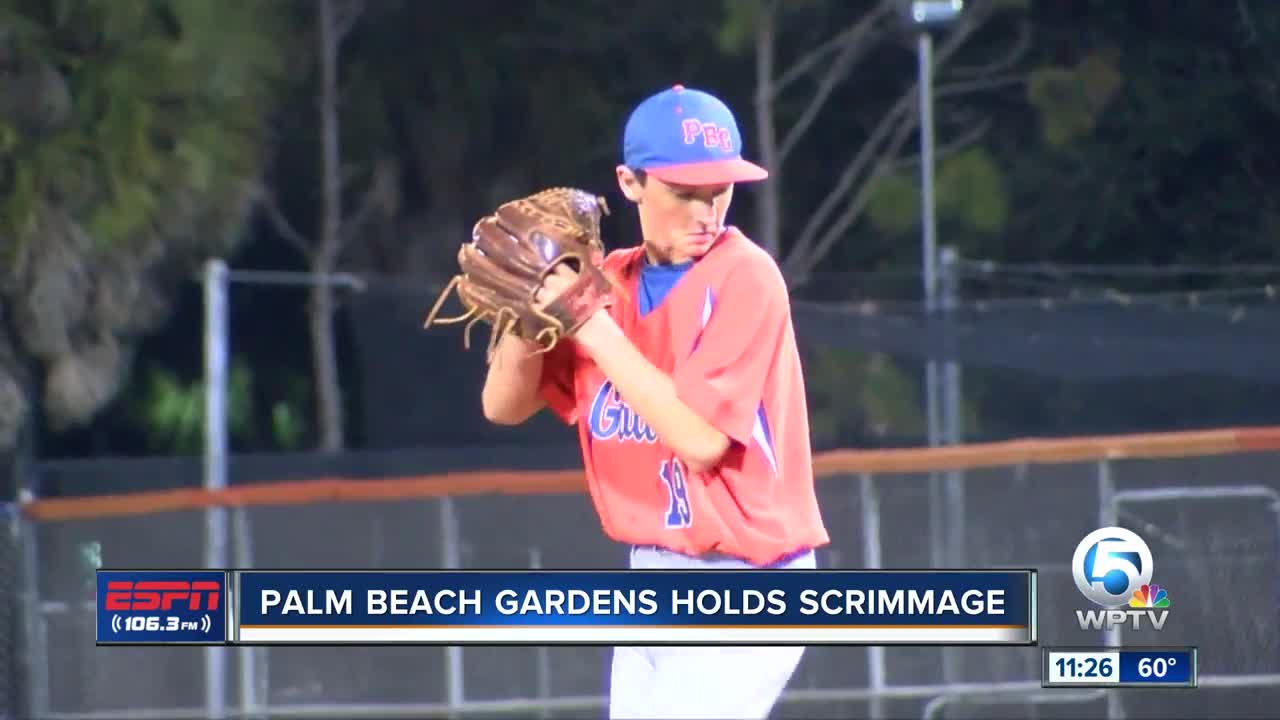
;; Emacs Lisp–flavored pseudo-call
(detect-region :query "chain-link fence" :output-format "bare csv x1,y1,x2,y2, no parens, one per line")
13,441,1280,720
11,255,1280,720
1,503,19,720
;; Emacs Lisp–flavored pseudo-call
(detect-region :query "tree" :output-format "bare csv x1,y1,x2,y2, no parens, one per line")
257,0,397,452
0,0,289,456
718,0,1030,289
850,0,1280,445
328,1,728,283
995,0,1280,268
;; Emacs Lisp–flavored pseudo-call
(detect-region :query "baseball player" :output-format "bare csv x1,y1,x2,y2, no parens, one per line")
479,85,830,719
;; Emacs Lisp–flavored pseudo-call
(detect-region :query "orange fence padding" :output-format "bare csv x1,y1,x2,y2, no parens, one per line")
22,425,1280,523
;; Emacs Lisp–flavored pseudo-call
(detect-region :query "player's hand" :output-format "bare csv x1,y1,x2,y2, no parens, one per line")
533,263,580,312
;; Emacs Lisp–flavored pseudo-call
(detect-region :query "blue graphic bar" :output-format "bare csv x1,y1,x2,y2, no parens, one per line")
231,569,1036,645
1043,646,1198,688
1118,647,1196,685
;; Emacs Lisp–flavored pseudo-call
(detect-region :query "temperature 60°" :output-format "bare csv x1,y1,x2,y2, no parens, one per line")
1138,656,1177,678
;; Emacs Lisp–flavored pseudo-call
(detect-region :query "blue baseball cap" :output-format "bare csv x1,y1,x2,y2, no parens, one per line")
622,85,769,186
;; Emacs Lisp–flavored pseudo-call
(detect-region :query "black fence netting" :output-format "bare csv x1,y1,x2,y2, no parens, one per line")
347,270,1280,451
791,286,1280,382
344,277,581,451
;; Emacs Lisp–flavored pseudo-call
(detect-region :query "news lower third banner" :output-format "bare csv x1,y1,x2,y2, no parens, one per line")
97,569,1037,646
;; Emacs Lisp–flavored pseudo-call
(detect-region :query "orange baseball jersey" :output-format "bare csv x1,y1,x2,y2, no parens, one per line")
537,228,829,566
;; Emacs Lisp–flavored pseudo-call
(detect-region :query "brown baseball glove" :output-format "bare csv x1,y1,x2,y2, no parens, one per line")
423,187,615,360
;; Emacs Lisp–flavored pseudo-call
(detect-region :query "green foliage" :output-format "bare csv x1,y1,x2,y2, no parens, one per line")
37,0,1280,457
804,346,928,444
132,358,309,454
991,0,1280,268
267,371,310,451
0,0,293,452
866,172,921,235
135,360,253,455
271,403,305,451
866,147,1009,237
805,344,981,446
0,0,289,255
936,147,1008,233
1027,50,1123,147
715,0,762,56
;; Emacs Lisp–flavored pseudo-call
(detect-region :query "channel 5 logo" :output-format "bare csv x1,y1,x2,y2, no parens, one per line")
1072,526,1171,632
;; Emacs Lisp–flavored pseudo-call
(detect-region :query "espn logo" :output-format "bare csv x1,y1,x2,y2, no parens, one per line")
104,580,222,612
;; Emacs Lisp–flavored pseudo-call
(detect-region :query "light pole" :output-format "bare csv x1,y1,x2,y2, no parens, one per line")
910,0,962,316
906,0,966,691
907,0,963,558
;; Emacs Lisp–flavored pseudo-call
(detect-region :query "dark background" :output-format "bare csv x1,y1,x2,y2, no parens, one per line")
7,0,1280,464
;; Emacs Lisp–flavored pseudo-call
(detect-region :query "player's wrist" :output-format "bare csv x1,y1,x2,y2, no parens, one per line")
572,309,616,354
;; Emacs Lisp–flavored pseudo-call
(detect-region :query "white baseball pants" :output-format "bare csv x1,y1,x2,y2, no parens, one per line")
607,545,815,719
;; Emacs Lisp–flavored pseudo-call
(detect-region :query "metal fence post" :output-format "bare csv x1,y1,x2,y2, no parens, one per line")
10,503,49,720
0,503,13,720
529,548,552,719
938,246,965,691
939,246,965,568
859,473,886,720
10,398,47,720
199,265,366,720
439,497,465,711
1095,459,1124,720
203,259,230,720
233,507,262,719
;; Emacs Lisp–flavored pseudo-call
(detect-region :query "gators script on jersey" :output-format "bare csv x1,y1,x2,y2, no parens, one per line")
537,228,829,567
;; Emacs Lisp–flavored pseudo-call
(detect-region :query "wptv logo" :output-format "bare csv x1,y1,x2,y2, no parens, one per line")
1073,527,1172,632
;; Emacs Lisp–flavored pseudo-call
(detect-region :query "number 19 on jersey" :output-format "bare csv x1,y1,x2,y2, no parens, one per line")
1042,647,1198,688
